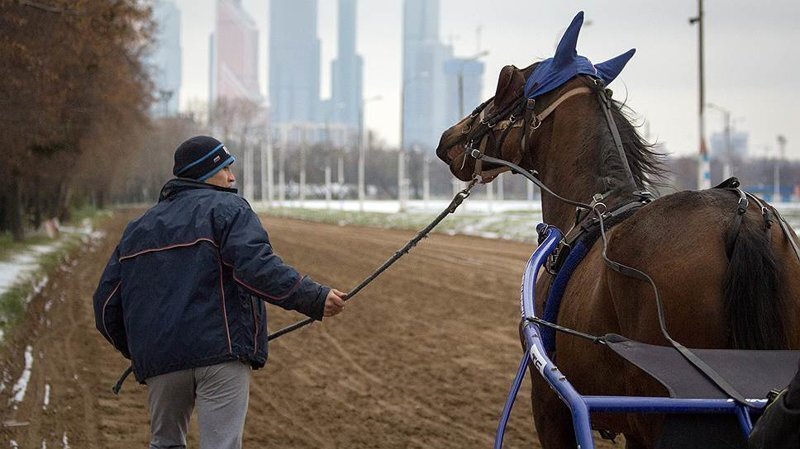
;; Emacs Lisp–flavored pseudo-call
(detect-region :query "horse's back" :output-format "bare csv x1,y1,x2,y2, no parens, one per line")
600,188,800,349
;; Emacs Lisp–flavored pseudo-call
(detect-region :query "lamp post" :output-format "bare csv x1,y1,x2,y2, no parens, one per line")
690,0,710,190
358,95,382,212
706,103,733,180
399,72,429,212
775,135,787,202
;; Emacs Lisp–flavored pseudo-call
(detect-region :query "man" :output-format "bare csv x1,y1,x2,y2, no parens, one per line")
93,135,345,449
749,363,800,448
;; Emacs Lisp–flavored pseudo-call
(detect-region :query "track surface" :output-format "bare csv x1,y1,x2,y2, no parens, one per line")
0,211,616,448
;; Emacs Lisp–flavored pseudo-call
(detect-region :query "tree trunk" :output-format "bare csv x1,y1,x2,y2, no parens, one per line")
7,177,25,241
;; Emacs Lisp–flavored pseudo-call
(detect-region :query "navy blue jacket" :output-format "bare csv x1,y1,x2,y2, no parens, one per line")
93,179,329,382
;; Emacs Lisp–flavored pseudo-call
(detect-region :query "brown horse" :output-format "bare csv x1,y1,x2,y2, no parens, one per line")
435,18,800,449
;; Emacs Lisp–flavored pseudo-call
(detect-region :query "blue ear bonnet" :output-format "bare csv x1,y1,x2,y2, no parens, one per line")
523,11,636,99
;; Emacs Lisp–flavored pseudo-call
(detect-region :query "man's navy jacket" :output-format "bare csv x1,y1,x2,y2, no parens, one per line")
93,179,329,382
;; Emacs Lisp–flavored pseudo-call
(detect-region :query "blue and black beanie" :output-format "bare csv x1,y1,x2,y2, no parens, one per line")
173,135,236,181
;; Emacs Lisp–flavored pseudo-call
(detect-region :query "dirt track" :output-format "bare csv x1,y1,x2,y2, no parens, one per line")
0,211,616,448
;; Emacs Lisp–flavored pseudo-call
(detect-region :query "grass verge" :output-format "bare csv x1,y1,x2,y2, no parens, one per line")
0,210,109,341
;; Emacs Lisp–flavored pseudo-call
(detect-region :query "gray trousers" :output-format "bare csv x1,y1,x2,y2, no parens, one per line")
146,361,251,449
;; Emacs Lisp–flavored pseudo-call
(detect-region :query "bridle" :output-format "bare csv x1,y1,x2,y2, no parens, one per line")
458,81,594,183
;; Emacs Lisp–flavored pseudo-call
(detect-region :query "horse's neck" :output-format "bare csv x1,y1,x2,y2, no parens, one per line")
537,107,637,231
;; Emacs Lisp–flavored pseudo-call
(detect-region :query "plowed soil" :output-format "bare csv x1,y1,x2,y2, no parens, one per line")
0,210,616,448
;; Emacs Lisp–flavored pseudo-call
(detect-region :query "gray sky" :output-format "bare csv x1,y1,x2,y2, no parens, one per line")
174,0,800,159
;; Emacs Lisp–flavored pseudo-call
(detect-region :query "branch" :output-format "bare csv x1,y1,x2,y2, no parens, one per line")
17,0,83,15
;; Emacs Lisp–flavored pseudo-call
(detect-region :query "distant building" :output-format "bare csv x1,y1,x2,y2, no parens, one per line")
710,130,749,160
210,0,261,103
148,0,182,116
330,0,363,131
443,56,484,125
403,1,483,151
269,0,321,124
402,0,449,151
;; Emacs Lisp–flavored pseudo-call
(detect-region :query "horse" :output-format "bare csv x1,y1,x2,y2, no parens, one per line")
435,12,800,449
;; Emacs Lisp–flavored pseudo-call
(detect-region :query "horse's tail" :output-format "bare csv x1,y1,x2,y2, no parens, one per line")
724,213,787,349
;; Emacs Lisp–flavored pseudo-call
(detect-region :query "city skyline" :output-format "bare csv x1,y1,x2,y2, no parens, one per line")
209,0,261,102
329,0,363,130
168,0,799,160
268,0,320,124
148,0,182,116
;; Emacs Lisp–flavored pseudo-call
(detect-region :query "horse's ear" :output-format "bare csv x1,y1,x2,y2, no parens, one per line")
553,11,584,68
494,65,525,109
595,49,636,85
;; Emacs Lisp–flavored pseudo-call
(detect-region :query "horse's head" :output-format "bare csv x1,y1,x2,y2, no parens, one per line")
436,11,637,184
435,64,535,182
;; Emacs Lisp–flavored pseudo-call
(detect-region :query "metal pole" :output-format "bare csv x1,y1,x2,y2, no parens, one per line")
266,138,274,204
423,154,430,209
691,0,710,189
723,109,732,180
278,127,286,203
243,141,254,200
259,139,267,205
338,153,344,209
358,104,365,212
325,162,332,208
498,173,505,201
775,135,787,201
399,82,407,212
299,127,307,205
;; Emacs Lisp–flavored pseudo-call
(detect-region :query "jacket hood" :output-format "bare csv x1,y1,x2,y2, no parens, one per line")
158,178,238,202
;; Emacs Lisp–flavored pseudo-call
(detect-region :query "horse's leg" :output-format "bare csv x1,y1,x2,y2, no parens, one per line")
531,368,577,449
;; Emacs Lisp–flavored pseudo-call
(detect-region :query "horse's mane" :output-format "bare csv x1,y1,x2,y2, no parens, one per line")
586,81,668,190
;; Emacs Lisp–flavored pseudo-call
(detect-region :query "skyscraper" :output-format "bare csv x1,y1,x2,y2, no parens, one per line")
149,0,182,116
443,57,484,125
269,0,321,124
402,0,448,151
210,0,261,103
330,0,363,130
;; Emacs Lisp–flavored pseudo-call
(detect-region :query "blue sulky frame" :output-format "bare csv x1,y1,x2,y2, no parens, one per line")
493,224,765,449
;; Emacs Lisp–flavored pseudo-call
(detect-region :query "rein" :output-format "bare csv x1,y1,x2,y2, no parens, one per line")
267,179,478,341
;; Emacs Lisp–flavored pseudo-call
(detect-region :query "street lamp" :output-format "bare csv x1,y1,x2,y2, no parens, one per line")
775,135,787,201
399,71,429,212
358,95,382,212
706,103,733,180
690,0,710,190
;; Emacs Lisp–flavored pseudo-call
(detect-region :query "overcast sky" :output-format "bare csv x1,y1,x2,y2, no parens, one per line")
172,0,800,159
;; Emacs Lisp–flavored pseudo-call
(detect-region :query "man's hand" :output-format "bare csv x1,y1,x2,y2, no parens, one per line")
323,289,346,317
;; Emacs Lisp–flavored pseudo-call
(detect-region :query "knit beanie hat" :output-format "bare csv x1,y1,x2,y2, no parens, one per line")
173,136,236,181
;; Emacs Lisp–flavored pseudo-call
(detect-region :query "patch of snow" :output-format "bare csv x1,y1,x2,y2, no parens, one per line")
10,440,18,448
24,276,49,304
61,433,70,449
43,383,50,409
0,242,58,297
10,345,34,405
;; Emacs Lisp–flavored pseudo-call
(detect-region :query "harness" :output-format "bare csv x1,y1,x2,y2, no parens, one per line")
457,75,800,409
